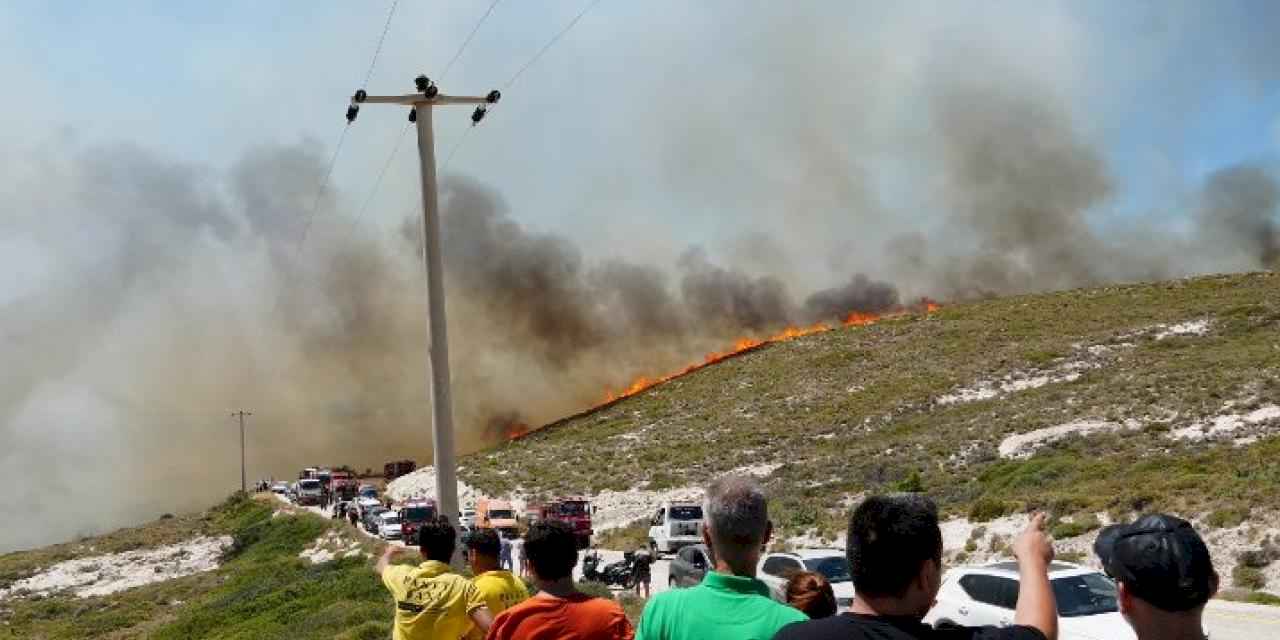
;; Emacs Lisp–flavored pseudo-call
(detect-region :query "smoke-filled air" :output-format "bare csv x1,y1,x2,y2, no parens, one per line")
2,1,1278,552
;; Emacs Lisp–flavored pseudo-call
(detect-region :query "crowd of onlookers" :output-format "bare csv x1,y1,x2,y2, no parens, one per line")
372,474,1218,640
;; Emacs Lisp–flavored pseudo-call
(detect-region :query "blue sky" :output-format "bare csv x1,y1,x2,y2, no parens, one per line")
4,2,1277,260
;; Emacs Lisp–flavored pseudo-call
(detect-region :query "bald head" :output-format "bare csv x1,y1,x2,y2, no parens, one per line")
703,475,771,574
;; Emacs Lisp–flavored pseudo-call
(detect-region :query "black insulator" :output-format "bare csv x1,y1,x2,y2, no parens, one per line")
346,105,359,123
471,106,487,125
408,108,417,123
486,90,501,104
353,89,367,103
425,84,439,98
415,75,430,93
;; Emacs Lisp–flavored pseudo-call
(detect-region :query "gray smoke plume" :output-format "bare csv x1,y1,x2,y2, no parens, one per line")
5,2,1280,554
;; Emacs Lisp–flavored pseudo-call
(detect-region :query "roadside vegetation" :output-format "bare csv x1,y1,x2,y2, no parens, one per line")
463,272,1280,544
1,494,391,640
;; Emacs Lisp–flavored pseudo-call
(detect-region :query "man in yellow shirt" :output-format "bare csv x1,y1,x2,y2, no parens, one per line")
464,528,530,639
377,517,494,640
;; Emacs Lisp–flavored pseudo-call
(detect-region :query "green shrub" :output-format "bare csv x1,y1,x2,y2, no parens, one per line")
1050,513,1101,539
1206,506,1251,529
1233,564,1267,590
893,470,925,493
969,499,1015,523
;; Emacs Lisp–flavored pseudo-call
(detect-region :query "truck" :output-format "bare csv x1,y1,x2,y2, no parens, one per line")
330,471,358,501
476,498,519,535
296,478,325,506
396,499,438,543
529,497,594,549
384,460,416,481
648,501,704,556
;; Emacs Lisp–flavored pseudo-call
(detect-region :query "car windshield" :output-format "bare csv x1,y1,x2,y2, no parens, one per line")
1052,573,1119,617
558,502,588,516
403,507,433,521
382,515,400,525
299,480,321,490
670,506,703,520
805,556,853,583
489,509,515,520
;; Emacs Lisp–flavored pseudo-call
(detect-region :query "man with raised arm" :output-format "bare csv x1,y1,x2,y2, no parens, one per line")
774,494,1057,640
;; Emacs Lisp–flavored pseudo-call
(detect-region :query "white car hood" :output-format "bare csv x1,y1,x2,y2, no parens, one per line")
1060,612,1136,640
382,523,402,534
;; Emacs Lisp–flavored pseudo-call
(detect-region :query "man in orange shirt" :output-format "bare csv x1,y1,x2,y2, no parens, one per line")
487,520,634,640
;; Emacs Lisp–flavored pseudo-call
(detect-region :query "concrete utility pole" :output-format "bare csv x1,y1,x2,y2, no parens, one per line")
231,410,252,493
347,77,500,527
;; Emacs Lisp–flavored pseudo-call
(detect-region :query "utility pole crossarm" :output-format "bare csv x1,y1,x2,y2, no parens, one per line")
358,93,493,106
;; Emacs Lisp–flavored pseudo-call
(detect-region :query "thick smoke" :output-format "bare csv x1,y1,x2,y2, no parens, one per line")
5,2,1280,553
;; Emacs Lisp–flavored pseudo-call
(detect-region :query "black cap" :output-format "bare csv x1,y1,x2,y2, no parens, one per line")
1093,514,1217,612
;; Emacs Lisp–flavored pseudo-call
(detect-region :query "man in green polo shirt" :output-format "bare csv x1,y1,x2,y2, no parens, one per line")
637,475,806,640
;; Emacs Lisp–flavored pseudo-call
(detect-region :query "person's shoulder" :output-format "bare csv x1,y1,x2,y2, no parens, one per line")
772,615,851,640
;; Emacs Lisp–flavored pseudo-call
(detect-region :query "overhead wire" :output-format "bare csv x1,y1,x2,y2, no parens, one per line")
296,0,401,252
435,0,603,175
353,0,505,224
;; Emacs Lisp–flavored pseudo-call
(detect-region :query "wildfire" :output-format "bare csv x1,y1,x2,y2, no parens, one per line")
598,299,942,406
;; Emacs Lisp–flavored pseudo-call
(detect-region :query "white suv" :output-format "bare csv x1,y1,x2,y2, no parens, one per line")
924,561,1136,640
757,549,856,613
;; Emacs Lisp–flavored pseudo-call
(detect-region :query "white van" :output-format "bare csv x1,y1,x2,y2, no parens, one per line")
647,501,704,556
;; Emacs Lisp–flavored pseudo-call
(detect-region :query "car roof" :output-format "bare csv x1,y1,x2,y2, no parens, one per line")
951,561,1095,578
770,548,845,560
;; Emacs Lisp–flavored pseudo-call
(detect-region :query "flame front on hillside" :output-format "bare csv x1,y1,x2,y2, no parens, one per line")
598,298,942,406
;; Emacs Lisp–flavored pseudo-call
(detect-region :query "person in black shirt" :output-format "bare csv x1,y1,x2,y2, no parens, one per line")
774,494,1057,640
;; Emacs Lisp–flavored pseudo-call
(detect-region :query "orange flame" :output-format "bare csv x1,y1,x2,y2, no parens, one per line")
598,299,941,406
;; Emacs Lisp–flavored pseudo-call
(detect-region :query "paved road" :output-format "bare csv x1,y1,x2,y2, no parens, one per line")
278,497,1280,639
1203,599,1280,639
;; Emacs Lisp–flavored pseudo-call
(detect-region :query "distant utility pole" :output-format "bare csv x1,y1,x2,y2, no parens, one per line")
346,76,500,526
231,410,252,493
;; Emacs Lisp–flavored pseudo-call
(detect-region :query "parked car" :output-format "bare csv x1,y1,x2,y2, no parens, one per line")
669,543,711,588
757,549,855,613
270,482,289,495
357,484,379,500
377,512,403,541
924,562,1138,640
363,506,390,534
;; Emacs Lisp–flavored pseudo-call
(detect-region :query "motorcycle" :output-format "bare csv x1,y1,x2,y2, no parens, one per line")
582,550,635,589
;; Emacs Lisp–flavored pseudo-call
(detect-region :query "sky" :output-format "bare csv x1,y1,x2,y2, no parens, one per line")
1,1,1278,551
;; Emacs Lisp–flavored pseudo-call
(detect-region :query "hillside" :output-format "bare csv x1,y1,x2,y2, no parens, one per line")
461,272,1280,568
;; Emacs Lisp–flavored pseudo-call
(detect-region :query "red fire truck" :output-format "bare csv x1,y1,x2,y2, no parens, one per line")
530,497,594,549
397,499,438,543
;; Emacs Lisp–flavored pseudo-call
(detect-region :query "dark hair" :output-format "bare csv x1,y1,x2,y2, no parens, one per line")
525,520,578,581
847,494,942,597
464,527,501,558
418,517,457,561
786,571,837,619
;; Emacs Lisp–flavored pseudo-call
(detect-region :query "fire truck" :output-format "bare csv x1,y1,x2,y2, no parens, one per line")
396,499,438,543
330,470,358,502
529,497,594,549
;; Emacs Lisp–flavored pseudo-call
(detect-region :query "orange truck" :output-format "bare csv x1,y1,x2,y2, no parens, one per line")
477,498,519,534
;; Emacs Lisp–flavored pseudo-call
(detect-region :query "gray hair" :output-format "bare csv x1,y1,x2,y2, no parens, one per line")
704,475,769,547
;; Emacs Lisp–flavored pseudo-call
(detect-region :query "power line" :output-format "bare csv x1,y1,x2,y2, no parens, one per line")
433,0,603,176
504,0,602,89
362,0,402,88
440,0,503,83
350,0,506,226
352,122,412,227
296,0,402,252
